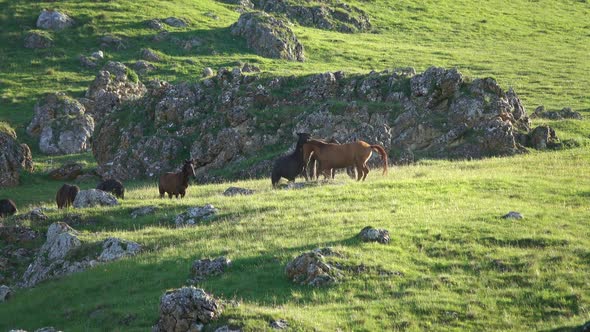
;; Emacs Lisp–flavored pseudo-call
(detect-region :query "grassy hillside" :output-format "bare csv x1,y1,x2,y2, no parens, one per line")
1,149,590,331
1,0,590,330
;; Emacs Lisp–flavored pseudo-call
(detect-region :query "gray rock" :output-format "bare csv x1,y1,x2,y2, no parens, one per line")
527,125,559,150
502,211,523,220
153,287,223,332
73,189,119,209
191,257,231,280
100,35,126,49
97,237,141,262
231,12,305,61
0,131,34,187
140,48,161,62
24,31,53,49
223,187,254,196
270,319,288,330
146,19,164,30
285,248,341,287
15,208,48,222
134,60,157,74
36,10,74,30
0,285,11,302
79,55,97,68
202,67,214,77
359,226,390,244
91,50,104,60
130,206,157,219
163,17,188,27
174,204,218,227
241,63,261,73
48,162,84,180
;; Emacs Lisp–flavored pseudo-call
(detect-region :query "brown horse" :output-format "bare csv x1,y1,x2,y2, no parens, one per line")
303,140,388,181
306,137,356,180
158,159,196,198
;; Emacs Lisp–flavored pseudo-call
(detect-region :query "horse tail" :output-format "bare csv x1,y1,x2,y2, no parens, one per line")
370,145,388,175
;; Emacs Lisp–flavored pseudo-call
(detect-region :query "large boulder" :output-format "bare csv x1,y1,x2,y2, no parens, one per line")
153,287,223,332
27,93,94,155
36,10,74,30
231,12,304,61
285,248,341,287
73,189,119,208
0,131,34,187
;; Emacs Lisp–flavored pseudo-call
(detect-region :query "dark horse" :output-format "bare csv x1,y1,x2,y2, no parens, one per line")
159,159,196,198
303,140,388,181
0,199,17,217
306,137,356,180
271,133,311,187
56,184,80,209
97,179,125,199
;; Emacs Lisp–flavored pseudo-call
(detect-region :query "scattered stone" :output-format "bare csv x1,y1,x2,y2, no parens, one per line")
153,286,223,332
146,19,164,30
502,211,523,220
91,50,104,60
0,285,11,302
270,319,288,330
191,257,231,281
36,10,74,30
527,125,560,150
134,60,157,74
15,208,48,223
140,48,161,62
231,12,305,61
152,30,169,42
130,206,157,219
97,237,141,262
48,162,84,180
0,225,38,243
24,30,53,49
79,55,97,68
174,204,218,227
202,67,214,77
73,189,119,209
0,131,34,187
223,187,254,196
163,17,188,27
285,247,341,287
241,63,261,73
359,226,390,244
100,35,126,49
532,106,583,120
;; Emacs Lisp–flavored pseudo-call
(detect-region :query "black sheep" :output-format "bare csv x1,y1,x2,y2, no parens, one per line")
271,133,311,188
0,199,17,217
97,179,125,199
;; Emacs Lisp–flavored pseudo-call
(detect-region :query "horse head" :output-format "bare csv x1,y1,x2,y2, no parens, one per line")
183,159,196,178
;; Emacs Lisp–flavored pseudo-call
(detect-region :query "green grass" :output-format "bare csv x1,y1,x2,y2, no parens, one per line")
1,148,590,331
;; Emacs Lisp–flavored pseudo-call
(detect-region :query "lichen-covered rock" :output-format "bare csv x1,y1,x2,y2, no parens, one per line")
163,17,188,27
285,248,341,287
134,60,157,74
191,257,231,281
140,48,161,62
36,10,74,30
0,285,12,302
99,35,126,49
130,206,157,219
97,237,141,262
202,67,214,77
359,226,390,244
24,30,53,49
222,187,254,196
527,125,560,150
15,208,48,223
146,19,165,30
174,204,217,227
231,12,304,61
0,225,38,243
270,319,288,330
0,131,34,187
532,106,583,120
73,189,119,209
153,287,222,332
48,162,84,180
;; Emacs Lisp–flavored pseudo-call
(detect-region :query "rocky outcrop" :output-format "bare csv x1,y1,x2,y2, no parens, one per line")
24,30,53,49
97,237,141,262
285,248,341,287
531,106,583,120
27,93,94,155
231,12,304,61
48,162,83,180
190,257,231,281
153,287,223,332
174,205,218,227
527,125,560,150
0,131,34,187
358,226,390,244
36,10,74,30
73,189,119,208
90,66,557,182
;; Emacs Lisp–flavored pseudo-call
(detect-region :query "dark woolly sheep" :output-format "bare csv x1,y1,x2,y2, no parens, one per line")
158,159,196,199
0,199,17,217
56,184,80,209
97,179,125,199
271,133,311,188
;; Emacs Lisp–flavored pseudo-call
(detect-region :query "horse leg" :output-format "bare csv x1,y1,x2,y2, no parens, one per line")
355,160,364,181
362,164,370,181
180,190,186,198
159,188,165,199
168,193,173,199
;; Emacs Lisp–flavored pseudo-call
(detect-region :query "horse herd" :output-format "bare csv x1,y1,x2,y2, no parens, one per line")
0,134,386,217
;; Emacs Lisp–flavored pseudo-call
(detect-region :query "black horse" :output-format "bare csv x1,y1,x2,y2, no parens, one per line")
0,199,17,217
271,133,311,187
97,179,125,199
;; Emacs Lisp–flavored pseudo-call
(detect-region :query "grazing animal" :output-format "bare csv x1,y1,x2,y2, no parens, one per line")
306,137,356,180
56,184,80,209
0,199,17,218
97,179,125,199
159,159,196,199
303,140,388,181
271,133,312,188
